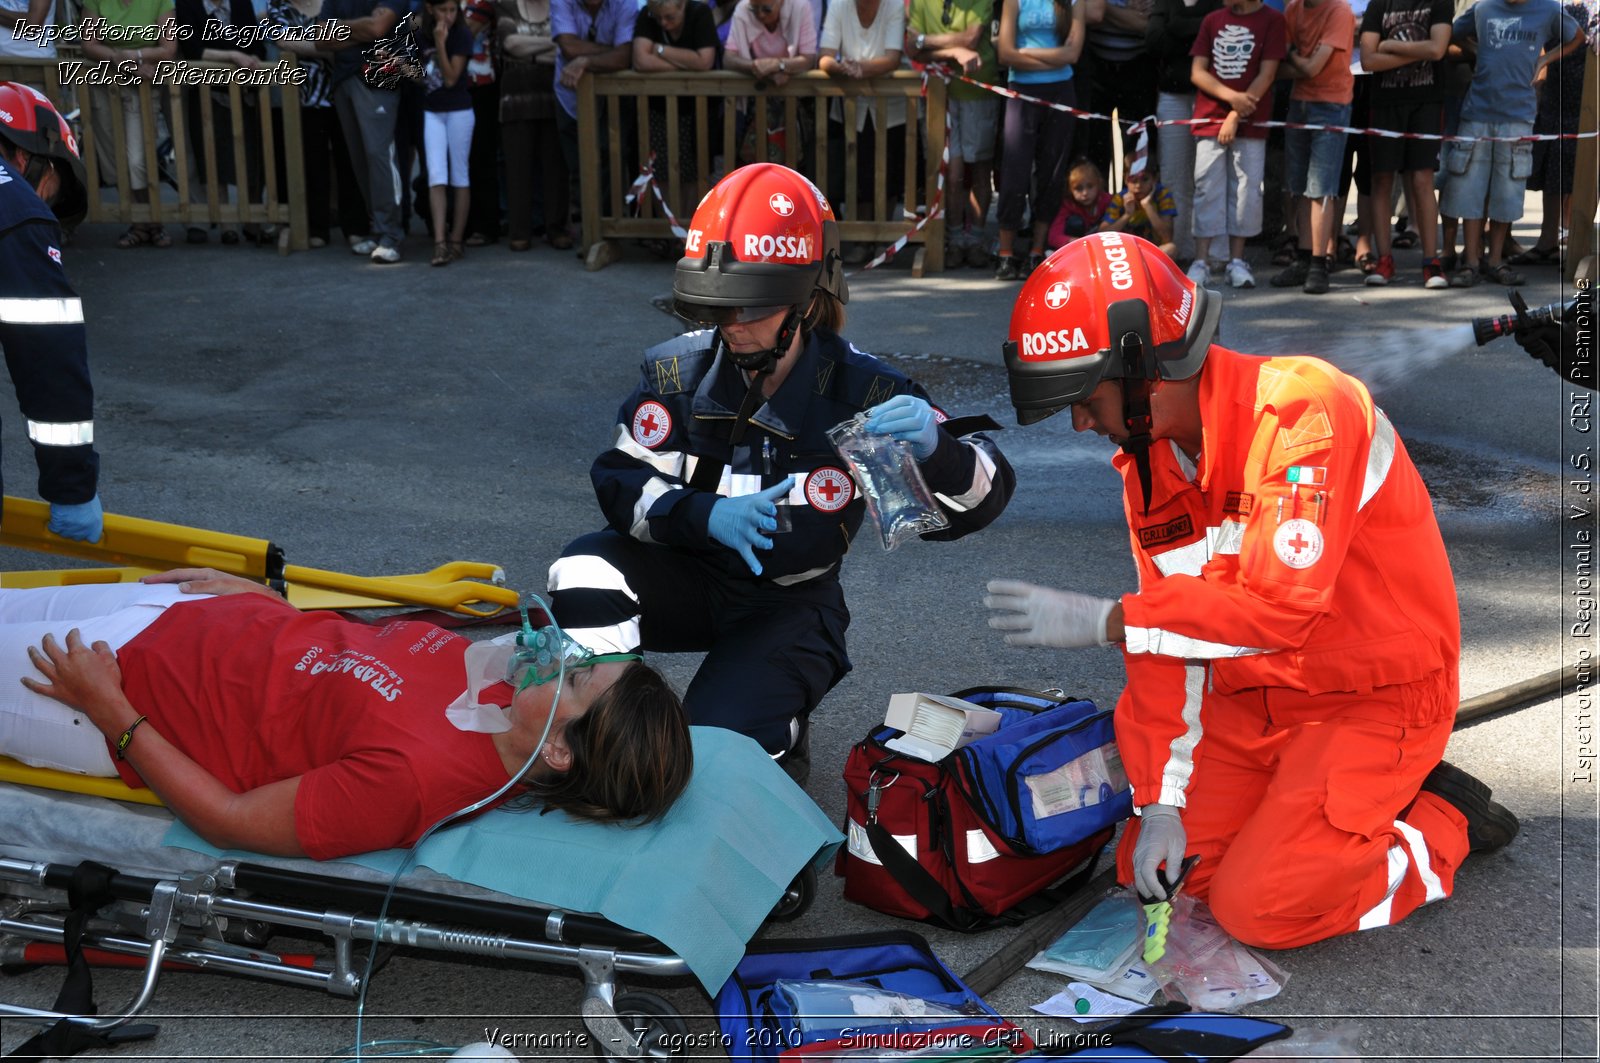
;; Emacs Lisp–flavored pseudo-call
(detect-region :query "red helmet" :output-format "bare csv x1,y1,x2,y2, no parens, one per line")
1002,232,1219,425
673,163,846,325
0,83,88,229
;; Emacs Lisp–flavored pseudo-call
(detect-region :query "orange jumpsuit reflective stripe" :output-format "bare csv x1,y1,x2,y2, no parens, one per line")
1109,346,1465,947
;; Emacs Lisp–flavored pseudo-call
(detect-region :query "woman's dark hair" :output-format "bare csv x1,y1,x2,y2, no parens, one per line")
526,662,693,824
802,289,847,335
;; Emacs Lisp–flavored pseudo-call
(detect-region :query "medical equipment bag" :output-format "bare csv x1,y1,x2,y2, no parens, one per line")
712,930,1034,1063
1027,1010,1293,1060
837,687,1131,931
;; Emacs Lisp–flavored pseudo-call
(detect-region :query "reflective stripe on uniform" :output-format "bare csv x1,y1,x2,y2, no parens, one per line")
1360,411,1397,511
26,420,94,447
548,553,638,597
1126,624,1269,658
1153,662,1206,807
935,446,998,513
0,297,84,325
1151,519,1247,579
1356,818,1447,930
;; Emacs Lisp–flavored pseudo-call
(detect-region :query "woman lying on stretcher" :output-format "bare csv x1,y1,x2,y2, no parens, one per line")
0,569,694,860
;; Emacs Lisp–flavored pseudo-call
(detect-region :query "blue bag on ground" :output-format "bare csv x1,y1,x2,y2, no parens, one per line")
713,931,1034,1063
1028,1011,1292,1060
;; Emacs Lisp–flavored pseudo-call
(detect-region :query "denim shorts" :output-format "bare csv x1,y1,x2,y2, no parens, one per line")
1438,119,1533,223
1284,99,1350,200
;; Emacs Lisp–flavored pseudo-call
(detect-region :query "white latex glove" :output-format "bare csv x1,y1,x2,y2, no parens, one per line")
1132,803,1187,901
983,579,1116,648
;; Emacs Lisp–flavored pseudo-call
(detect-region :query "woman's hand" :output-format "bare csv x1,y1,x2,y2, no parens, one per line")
22,630,130,729
141,568,281,598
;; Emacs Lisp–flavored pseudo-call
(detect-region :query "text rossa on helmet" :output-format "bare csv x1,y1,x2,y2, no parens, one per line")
673,163,847,328
1001,232,1219,425
0,82,89,230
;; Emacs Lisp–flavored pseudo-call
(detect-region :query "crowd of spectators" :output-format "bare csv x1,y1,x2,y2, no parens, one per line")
4,0,1591,275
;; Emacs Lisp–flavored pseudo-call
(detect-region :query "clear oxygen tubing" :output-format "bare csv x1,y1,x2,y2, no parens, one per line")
347,591,568,1061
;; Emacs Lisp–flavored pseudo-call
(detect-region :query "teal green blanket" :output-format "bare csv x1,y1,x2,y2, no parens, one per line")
163,727,842,992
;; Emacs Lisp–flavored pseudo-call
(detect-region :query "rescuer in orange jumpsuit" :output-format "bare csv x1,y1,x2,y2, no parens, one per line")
985,232,1518,949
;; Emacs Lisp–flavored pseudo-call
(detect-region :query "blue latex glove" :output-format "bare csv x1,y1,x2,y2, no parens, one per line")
863,394,941,461
1131,803,1187,901
708,478,794,576
48,495,103,543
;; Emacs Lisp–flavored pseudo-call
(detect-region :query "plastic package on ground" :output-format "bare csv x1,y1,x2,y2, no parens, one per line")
827,413,949,550
1027,890,1146,981
1242,1023,1365,1060
774,980,976,1037
1147,894,1289,1011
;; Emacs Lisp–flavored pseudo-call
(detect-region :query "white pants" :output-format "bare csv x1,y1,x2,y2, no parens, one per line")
1192,135,1266,240
1156,91,1197,260
424,108,475,189
0,583,204,776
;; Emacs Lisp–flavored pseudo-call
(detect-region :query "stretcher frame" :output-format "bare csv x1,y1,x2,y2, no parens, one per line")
0,851,704,1057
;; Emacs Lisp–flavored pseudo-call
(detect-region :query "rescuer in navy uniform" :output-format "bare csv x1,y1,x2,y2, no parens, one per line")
0,82,102,543
548,163,1015,782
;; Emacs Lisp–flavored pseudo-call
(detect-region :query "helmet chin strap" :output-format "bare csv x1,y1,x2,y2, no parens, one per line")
1117,331,1157,516
723,305,804,374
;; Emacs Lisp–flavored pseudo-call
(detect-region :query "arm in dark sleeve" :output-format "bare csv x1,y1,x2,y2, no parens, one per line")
0,219,99,505
901,382,1015,540
589,379,717,550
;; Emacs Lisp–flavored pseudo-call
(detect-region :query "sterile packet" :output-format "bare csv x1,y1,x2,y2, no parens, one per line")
773,980,976,1037
1146,894,1289,1011
827,413,949,550
1027,889,1146,982
1243,1023,1366,1061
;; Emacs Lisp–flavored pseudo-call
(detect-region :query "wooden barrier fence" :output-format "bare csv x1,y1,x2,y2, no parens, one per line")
576,69,947,273
0,55,308,252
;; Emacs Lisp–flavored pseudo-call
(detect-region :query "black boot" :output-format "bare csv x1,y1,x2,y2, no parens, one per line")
1419,761,1519,853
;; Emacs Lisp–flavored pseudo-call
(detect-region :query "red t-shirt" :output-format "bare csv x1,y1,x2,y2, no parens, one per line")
1189,4,1288,139
115,595,513,860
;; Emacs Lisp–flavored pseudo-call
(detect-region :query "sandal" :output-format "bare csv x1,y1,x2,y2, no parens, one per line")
431,242,451,267
116,225,161,249
548,230,574,251
1448,266,1480,288
1508,245,1559,266
1357,251,1378,275
448,241,464,261
221,229,241,246
1392,229,1419,250
1481,261,1525,286
508,238,532,252
185,226,208,244
1272,244,1297,266
465,232,490,247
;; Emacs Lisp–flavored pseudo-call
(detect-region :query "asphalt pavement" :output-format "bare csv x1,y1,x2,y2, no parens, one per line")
0,211,1593,1062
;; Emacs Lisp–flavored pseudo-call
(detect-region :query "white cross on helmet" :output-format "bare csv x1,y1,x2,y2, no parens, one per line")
1045,282,1070,309
769,192,795,216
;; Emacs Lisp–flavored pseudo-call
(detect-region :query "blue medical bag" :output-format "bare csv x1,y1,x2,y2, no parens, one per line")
712,931,1034,1063
950,688,1133,857
1027,1011,1293,1060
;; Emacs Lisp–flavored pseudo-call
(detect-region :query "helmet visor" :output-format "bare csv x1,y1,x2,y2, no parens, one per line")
673,300,792,326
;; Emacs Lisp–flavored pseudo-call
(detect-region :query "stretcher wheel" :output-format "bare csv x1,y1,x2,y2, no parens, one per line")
766,863,816,923
591,991,691,1060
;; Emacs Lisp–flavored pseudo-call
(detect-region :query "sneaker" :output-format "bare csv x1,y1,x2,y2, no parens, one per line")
1186,258,1212,285
1422,258,1449,290
774,716,811,787
1226,258,1255,289
1419,761,1519,853
1364,253,1395,287
994,255,1022,281
370,244,401,264
1270,258,1310,288
1302,263,1329,295
351,238,378,256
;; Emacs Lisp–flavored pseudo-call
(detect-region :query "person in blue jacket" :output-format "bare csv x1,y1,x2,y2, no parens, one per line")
0,83,102,544
549,163,1015,781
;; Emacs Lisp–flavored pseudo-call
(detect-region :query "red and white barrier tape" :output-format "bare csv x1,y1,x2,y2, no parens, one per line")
626,154,689,240
948,68,1598,144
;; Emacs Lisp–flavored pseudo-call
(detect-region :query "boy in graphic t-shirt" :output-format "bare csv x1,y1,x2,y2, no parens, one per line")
1187,0,1286,290
1357,0,1454,288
